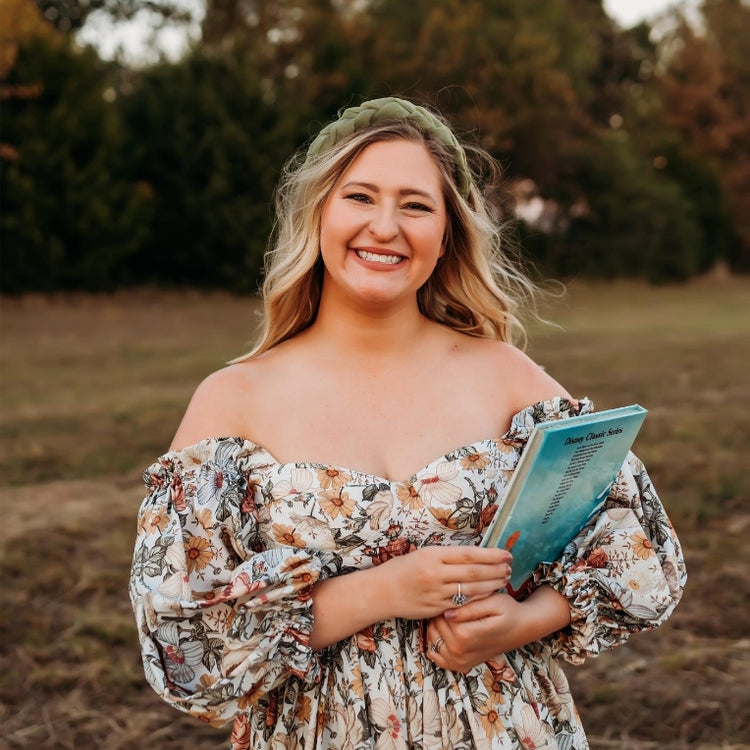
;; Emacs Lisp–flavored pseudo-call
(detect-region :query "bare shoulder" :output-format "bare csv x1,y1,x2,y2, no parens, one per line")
169,361,263,450
459,336,572,410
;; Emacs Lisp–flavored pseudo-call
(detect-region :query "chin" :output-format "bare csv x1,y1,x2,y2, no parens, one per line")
350,286,410,308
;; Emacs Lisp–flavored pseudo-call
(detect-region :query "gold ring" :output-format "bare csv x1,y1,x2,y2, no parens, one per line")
430,637,444,654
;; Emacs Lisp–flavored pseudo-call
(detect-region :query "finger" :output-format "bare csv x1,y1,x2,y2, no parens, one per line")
425,620,449,661
444,561,513,586
441,583,493,611
438,546,512,565
441,566,511,603
444,593,506,623
426,618,482,674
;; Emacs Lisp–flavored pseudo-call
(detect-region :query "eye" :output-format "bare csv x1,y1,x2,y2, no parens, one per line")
403,201,434,213
344,192,372,204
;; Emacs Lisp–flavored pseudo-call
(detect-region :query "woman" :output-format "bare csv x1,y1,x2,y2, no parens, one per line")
130,97,686,749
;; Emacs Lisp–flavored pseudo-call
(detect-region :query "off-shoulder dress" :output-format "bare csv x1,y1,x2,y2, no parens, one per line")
130,397,686,750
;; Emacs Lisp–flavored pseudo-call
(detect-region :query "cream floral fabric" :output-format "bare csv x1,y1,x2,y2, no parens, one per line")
130,397,686,749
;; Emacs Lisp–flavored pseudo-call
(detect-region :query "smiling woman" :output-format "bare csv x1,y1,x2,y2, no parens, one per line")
129,96,686,750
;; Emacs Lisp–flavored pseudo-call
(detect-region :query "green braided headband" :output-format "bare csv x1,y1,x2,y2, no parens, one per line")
307,97,472,199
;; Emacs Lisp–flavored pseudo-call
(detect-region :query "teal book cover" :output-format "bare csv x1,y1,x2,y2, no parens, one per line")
481,404,647,598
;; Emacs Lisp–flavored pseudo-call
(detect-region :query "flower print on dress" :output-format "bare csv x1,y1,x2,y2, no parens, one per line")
415,460,462,506
584,547,609,568
478,697,506,740
138,504,171,535
363,536,417,566
318,488,355,519
315,466,352,490
478,499,500,535
460,450,492,471
537,659,575,725
484,657,517,694
230,713,251,750
416,688,442,742
157,621,205,684
197,449,244,520
170,469,188,512
363,484,395,528
396,481,422,510
629,531,655,560
271,523,305,548
157,542,190,600
185,534,214,574
271,467,315,502
331,702,365,750
194,507,214,532
430,506,461,530
513,704,556,750
355,625,377,653
131,399,686,750
288,513,337,550
370,697,403,750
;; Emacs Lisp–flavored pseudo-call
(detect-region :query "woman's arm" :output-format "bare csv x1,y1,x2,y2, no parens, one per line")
424,586,570,673
309,545,513,651
130,439,326,727
425,454,686,672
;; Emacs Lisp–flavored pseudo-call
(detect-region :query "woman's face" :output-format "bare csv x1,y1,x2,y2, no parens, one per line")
319,138,447,310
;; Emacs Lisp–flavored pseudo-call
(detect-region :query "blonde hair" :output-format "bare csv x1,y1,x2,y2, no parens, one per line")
233,114,538,360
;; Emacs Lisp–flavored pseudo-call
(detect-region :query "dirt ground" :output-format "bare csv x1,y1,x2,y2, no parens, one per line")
1,283,749,749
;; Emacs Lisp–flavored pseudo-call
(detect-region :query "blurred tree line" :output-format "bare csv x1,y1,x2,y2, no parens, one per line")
1,0,748,292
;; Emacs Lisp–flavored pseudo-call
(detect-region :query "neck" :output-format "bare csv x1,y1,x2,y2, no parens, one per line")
305,292,434,360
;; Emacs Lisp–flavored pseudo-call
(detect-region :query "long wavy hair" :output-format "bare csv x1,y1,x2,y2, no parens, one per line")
233,117,538,360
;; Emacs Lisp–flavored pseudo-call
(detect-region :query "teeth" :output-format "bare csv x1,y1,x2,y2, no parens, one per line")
356,250,403,265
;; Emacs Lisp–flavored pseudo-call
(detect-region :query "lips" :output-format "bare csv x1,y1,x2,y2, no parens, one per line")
354,248,405,265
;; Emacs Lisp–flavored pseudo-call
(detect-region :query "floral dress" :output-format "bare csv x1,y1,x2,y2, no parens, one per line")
130,397,686,750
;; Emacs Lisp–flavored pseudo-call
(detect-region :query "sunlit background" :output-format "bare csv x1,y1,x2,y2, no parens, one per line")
2,0,748,292
73,1,703,67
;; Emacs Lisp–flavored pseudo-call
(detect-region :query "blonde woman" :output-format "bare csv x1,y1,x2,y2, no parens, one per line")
130,98,685,749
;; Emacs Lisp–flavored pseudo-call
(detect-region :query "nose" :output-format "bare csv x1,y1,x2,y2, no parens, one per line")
368,204,399,241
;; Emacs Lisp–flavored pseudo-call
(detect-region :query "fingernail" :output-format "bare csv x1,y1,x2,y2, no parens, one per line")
445,609,457,621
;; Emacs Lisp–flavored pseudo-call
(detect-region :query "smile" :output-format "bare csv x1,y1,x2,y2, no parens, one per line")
355,249,404,265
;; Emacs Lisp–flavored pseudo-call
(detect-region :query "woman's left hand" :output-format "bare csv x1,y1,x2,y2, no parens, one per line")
424,593,523,673
424,586,571,673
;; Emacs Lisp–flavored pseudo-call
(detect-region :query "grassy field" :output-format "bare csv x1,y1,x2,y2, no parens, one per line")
1,279,749,749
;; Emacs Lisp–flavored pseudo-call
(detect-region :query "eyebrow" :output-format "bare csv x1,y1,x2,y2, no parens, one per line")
340,181,438,202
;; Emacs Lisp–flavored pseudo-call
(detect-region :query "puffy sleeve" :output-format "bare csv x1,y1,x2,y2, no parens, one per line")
536,451,687,664
129,438,324,726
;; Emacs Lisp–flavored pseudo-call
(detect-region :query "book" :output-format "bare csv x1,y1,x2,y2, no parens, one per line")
481,404,648,599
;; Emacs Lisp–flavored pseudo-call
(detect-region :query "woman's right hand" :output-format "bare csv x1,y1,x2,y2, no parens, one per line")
309,544,511,651
376,545,513,621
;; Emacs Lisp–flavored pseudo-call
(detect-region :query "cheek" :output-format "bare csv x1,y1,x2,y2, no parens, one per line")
319,203,351,248
423,225,447,259
318,207,337,254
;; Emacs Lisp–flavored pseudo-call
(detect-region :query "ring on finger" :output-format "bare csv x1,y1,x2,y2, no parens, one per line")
430,637,444,654
452,582,468,607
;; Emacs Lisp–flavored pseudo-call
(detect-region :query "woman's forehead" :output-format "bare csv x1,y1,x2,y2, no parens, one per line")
339,139,444,192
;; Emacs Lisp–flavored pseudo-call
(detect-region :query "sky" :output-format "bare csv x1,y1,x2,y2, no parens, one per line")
604,0,696,28
77,0,699,68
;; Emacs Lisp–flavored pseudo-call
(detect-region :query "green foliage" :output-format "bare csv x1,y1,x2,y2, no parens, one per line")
658,0,750,269
655,139,737,273
118,49,308,291
1,0,746,291
563,135,703,283
1,35,149,292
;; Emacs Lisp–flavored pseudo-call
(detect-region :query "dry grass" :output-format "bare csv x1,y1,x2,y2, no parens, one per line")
1,279,749,749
